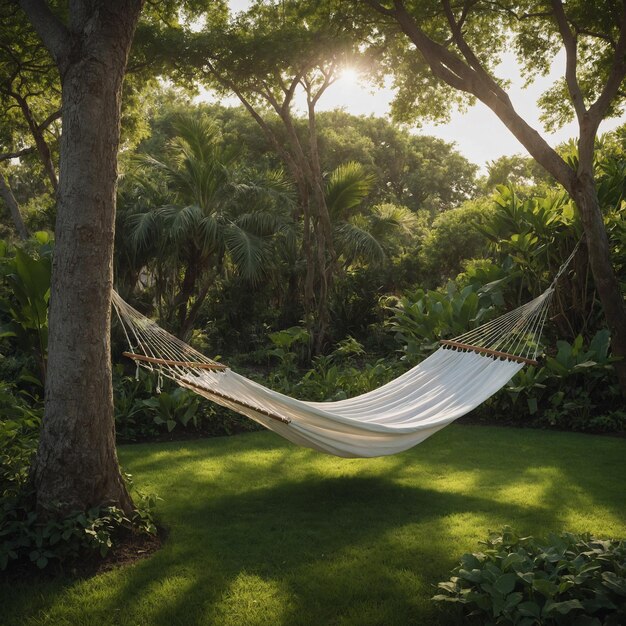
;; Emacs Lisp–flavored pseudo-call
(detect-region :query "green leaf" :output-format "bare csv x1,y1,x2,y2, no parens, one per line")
532,577,557,598
493,573,517,595
458,568,483,583
544,599,584,615
601,571,626,596
517,601,541,618
36,556,48,569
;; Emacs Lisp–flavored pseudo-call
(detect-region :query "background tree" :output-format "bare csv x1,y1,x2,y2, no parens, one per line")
361,0,626,390
188,0,372,352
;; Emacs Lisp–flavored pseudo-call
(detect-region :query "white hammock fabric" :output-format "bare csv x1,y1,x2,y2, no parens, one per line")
112,277,561,457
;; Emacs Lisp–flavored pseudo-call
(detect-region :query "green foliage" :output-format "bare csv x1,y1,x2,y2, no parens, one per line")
477,185,580,301
0,234,52,385
434,527,626,625
0,381,41,501
113,366,203,441
0,482,157,572
418,198,494,286
263,331,399,401
489,330,623,432
386,282,499,361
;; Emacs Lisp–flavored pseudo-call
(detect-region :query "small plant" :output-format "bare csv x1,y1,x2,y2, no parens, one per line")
0,483,158,571
113,366,202,440
433,527,626,625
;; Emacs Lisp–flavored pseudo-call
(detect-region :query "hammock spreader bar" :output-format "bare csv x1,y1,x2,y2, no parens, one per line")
439,340,539,366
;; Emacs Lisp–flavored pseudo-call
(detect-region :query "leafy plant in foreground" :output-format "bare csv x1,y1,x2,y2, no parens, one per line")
433,527,626,625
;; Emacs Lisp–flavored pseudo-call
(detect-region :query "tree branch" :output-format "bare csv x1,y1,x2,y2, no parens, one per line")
366,0,575,191
588,3,626,126
38,108,62,131
442,0,511,105
0,146,36,162
550,0,587,122
18,0,71,65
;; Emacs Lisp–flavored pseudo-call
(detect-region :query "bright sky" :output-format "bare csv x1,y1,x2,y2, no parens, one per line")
202,1,625,169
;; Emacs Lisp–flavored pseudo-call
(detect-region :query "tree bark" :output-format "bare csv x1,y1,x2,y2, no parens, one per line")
570,176,626,389
22,1,144,515
0,170,29,239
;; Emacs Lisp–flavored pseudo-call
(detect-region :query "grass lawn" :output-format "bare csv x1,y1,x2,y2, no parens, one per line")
1,424,625,625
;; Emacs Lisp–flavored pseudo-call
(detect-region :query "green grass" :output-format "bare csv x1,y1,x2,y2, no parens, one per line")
1,424,625,625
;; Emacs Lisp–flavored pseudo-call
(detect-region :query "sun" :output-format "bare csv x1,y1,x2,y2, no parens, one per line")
339,67,359,84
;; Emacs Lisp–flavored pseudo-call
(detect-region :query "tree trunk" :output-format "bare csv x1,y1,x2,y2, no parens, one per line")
571,176,626,390
0,170,29,239
32,5,142,515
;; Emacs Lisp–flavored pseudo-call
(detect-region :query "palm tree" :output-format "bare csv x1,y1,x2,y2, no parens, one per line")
325,161,418,269
121,113,294,337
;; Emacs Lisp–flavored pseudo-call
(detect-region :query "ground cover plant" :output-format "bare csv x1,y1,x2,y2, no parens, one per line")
1,425,624,626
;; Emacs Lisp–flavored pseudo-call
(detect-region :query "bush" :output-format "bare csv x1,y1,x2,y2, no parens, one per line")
434,527,626,625
0,481,158,572
386,281,502,363
484,330,624,432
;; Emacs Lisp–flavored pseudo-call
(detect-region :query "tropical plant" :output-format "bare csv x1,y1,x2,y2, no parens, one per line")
326,161,417,269
121,113,294,336
489,329,623,432
434,527,626,626
0,233,52,385
386,282,501,362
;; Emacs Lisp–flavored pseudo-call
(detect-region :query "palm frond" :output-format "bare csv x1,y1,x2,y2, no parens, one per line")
326,161,375,220
223,223,268,283
126,210,160,253
334,221,385,267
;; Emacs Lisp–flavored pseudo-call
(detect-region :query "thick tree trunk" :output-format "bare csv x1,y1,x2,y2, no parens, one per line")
0,170,29,239
31,5,142,515
571,176,626,390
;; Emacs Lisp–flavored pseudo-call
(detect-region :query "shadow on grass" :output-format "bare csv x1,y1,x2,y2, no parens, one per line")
3,426,625,625
42,477,556,625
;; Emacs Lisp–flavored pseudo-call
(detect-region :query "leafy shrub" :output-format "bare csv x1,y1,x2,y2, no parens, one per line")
0,481,158,572
0,381,42,500
386,281,501,362
113,365,258,441
434,527,626,625
418,198,494,286
485,330,623,432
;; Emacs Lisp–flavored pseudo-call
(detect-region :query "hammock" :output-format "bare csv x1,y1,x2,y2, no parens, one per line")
112,250,576,458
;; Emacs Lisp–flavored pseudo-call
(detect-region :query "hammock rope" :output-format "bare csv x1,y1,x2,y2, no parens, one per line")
112,244,580,458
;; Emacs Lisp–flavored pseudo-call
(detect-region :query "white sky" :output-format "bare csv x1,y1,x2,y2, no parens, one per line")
202,1,625,169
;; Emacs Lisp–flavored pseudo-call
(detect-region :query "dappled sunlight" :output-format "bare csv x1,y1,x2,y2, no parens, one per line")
4,426,624,625
209,573,294,625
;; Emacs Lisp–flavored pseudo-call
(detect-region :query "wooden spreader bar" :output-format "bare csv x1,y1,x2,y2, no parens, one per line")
179,378,292,425
440,340,539,366
123,352,228,371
